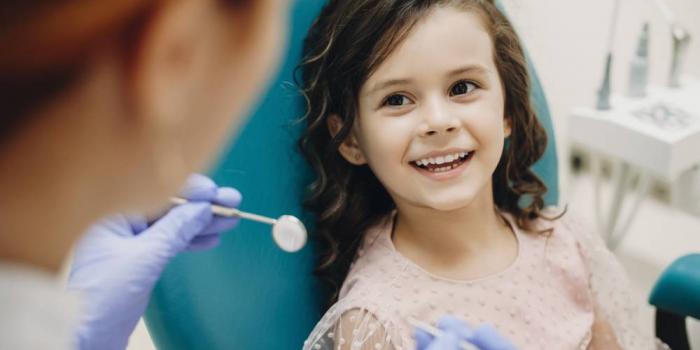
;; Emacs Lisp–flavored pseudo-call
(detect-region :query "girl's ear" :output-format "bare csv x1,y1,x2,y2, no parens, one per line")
503,116,512,137
327,114,367,165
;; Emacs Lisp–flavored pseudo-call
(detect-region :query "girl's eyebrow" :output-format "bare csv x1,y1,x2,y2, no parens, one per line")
446,64,490,77
366,78,413,96
365,64,491,96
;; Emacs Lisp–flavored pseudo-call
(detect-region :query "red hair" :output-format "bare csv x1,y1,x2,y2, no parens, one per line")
0,0,160,137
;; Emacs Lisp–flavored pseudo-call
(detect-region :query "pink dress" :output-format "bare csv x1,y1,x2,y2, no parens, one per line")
304,209,665,350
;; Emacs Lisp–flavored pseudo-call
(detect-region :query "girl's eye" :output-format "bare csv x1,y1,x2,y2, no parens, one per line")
450,80,477,96
382,94,410,107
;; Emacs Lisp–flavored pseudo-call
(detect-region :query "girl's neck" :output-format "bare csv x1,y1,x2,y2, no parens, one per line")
391,185,517,277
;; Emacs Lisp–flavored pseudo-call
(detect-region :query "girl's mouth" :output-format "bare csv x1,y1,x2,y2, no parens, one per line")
409,151,474,180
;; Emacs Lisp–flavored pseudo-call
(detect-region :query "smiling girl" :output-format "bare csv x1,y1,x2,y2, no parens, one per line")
298,1,664,349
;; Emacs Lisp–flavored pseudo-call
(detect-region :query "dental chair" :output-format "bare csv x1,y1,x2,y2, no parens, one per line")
143,1,559,348
650,253,700,350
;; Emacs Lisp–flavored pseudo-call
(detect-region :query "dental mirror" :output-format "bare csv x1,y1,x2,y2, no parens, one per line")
170,197,308,253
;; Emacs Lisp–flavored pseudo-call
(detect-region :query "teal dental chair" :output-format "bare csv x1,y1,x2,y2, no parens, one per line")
143,1,559,348
650,253,700,350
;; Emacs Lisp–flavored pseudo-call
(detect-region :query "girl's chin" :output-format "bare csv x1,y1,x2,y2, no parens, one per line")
422,195,477,212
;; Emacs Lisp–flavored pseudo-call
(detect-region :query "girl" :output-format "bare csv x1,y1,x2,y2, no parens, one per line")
298,0,665,349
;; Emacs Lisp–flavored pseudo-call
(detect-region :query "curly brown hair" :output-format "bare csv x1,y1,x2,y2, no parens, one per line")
297,0,552,305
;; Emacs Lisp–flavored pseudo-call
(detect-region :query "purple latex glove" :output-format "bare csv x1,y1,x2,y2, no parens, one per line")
67,174,241,350
415,315,518,350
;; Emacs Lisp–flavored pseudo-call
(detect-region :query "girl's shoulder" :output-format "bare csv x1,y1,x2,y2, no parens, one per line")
303,294,407,350
501,207,588,266
528,206,609,264
339,214,400,295
311,214,414,348
305,260,409,349
527,206,595,243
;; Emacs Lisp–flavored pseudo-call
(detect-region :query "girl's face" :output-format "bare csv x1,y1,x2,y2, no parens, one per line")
351,7,509,211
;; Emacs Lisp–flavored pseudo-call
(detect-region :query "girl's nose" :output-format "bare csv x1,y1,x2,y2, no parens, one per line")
419,101,460,137
422,123,458,136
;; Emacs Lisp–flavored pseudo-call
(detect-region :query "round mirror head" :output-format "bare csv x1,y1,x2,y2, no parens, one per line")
272,215,307,253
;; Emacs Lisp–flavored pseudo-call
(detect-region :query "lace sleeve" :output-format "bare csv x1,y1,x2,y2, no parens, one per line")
561,214,669,349
304,301,403,350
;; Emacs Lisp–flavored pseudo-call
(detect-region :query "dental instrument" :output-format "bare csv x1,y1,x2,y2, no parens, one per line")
627,23,650,98
170,197,307,253
595,0,621,110
650,0,692,88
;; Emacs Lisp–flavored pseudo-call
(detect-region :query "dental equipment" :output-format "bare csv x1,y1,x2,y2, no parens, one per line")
408,317,479,350
628,23,650,98
596,0,622,110
650,0,692,88
170,197,308,253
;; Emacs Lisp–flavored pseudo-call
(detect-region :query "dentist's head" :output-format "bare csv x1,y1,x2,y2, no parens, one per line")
0,0,288,270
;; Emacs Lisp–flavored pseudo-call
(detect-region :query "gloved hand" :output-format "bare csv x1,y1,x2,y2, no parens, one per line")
67,174,241,350
415,315,518,350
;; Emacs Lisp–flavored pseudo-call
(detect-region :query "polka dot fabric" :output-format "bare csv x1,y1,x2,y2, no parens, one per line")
303,209,668,349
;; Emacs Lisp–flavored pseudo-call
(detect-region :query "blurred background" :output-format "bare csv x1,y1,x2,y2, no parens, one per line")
126,0,700,348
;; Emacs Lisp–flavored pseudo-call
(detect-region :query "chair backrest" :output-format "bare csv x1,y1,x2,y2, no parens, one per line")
144,1,559,348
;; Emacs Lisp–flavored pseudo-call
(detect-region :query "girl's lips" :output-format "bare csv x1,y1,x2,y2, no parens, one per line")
410,152,473,181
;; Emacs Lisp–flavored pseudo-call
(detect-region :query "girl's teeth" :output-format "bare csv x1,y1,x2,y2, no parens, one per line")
426,161,462,172
414,151,472,168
